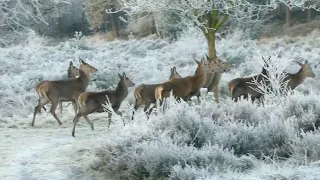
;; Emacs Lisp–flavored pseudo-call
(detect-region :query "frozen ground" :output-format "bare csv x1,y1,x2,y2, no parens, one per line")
1,28,320,179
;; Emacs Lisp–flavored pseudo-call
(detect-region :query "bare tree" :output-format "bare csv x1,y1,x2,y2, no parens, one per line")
0,0,70,46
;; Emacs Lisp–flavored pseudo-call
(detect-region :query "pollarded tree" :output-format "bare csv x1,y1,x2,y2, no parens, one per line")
111,0,320,59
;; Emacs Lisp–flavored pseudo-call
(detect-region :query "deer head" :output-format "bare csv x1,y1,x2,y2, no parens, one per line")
169,66,182,79
206,54,232,72
295,60,315,78
79,57,98,74
68,61,80,78
118,72,135,87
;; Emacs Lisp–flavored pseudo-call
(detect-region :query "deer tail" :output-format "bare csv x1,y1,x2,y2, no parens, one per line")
37,82,49,99
155,85,164,101
134,84,144,101
228,79,239,95
78,93,88,111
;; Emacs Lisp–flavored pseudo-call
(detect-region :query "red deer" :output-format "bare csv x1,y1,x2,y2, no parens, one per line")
281,60,315,92
72,72,135,137
203,55,233,103
131,66,182,120
32,58,97,126
228,57,270,103
155,58,223,102
39,61,84,114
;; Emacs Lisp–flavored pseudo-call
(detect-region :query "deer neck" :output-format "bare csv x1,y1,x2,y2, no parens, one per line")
204,72,215,88
211,72,222,87
195,66,207,86
294,67,308,85
115,81,129,101
78,70,90,89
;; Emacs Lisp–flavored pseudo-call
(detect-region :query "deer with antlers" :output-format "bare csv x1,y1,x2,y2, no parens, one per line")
155,58,224,102
32,58,97,126
72,72,135,137
131,66,182,120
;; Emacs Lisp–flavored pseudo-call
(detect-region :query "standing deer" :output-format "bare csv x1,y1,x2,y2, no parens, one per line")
281,60,315,93
32,58,97,126
203,55,233,103
131,66,182,120
228,57,270,103
72,72,135,137
155,58,223,102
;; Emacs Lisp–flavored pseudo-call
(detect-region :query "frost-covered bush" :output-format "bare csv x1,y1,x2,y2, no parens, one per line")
2,26,320,179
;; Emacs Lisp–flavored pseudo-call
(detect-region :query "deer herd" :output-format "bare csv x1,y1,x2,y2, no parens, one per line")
31,55,316,137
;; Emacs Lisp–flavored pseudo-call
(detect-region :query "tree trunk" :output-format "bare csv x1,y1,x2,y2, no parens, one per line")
307,9,311,22
285,4,291,26
110,11,118,38
206,32,216,59
149,13,156,35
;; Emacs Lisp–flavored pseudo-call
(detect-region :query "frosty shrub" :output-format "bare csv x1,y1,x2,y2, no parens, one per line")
92,128,257,179
289,131,320,164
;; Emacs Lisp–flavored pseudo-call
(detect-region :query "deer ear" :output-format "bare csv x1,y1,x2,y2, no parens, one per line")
118,73,122,78
194,59,200,64
172,66,176,73
122,72,126,77
296,61,303,66
69,61,73,66
79,57,85,64
206,54,210,61
305,60,308,64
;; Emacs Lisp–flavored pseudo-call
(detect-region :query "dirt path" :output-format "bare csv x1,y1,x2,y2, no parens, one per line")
0,118,110,180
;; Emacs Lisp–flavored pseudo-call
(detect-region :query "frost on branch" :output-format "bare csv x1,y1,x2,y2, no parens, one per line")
115,0,320,25
0,0,70,46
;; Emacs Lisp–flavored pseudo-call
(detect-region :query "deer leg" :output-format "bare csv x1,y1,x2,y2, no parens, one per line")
147,104,156,117
32,98,49,126
83,115,94,130
144,101,152,119
71,100,78,116
72,112,83,137
212,86,219,103
49,98,62,126
132,100,142,120
115,110,125,126
59,101,63,115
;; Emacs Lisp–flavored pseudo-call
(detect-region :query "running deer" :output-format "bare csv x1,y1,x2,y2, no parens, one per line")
32,58,97,126
72,72,135,137
281,60,315,92
155,58,223,102
131,66,182,120
203,55,233,103
228,57,270,103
